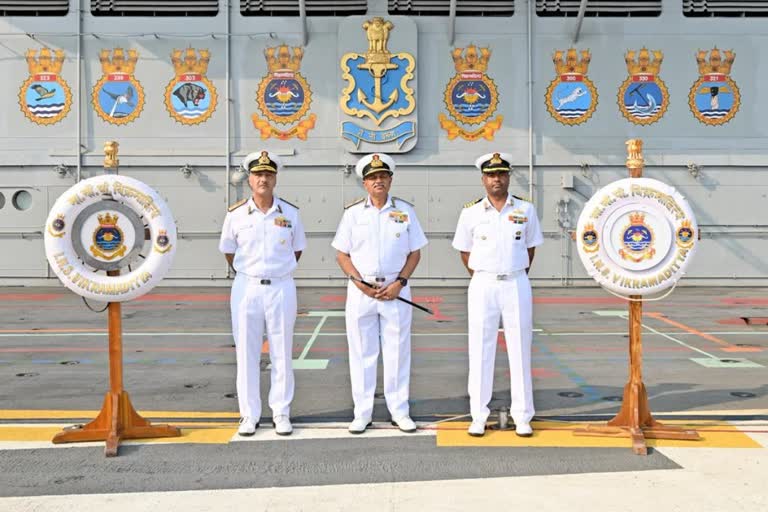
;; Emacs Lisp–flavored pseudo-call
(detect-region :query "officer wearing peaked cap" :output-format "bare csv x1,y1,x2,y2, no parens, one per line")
219,150,307,437
452,152,544,438
332,153,428,435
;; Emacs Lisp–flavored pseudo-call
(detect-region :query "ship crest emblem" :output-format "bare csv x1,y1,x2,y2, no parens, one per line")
618,48,669,125
438,45,503,141
154,229,172,254
676,220,695,249
92,48,145,125
90,212,127,260
619,212,655,263
340,17,416,150
252,45,317,140
581,223,599,253
164,48,218,126
19,48,73,126
48,214,66,238
545,48,598,126
689,48,740,126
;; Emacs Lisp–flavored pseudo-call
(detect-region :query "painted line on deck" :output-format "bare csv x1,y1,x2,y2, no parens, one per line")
645,312,762,352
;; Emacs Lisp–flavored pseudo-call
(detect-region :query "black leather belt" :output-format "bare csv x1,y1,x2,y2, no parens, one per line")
259,279,272,285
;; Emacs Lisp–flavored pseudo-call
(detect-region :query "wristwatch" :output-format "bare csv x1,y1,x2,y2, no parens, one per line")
396,276,408,286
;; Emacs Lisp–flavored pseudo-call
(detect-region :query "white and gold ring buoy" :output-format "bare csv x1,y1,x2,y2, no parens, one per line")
44,175,177,302
576,177,698,297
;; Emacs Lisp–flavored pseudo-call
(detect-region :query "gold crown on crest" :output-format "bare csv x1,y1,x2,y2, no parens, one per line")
628,212,646,225
25,48,65,75
452,45,491,73
553,48,591,75
584,223,595,232
264,45,304,73
172,48,210,75
99,48,138,75
696,48,735,75
97,212,119,226
625,48,663,75
258,151,271,164
680,219,692,229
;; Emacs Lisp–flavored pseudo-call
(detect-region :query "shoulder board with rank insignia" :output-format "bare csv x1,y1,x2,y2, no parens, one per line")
228,198,248,212
512,195,530,203
463,198,483,208
393,196,414,207
344,197,366,209
279,197,299,209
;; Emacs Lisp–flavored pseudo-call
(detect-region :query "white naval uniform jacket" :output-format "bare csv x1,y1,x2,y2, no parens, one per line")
219,197,307,276
332,195,428,275
451,194,544,270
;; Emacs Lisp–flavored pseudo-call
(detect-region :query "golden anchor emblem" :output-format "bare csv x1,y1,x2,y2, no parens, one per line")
340,16,415,126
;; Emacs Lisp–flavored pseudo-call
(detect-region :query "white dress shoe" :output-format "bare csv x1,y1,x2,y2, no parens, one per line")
515,422,533,437
391,416,417,433
238,416,259,436
273,415,293,436
468,420,486,437
348,417,373,434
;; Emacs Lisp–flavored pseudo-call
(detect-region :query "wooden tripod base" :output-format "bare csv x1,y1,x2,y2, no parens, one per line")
574,381,699,455
52,391,181,457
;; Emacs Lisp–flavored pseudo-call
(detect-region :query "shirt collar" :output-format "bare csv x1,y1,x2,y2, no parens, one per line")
482,194,514,210
247,196,282,215
364,194,395,210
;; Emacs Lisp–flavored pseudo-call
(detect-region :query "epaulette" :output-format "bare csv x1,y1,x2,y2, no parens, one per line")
393,196,414,207
512,195,531,203
463,198,483,209
228,198,248,212
279,197,299,209
345,197,365,209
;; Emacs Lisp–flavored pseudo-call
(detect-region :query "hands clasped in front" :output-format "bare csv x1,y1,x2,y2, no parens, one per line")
356,281,403,301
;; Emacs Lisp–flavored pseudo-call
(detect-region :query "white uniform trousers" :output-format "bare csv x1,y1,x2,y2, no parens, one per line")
467,270,534,425
230,273,296,419
345,277,412,421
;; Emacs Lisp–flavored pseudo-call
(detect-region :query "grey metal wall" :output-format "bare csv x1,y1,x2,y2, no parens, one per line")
1,0,766,285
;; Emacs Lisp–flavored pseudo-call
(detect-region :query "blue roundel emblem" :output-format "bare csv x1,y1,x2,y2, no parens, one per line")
623,224,652,253
95,226,123,252
450,80,492,120
263,78,305,120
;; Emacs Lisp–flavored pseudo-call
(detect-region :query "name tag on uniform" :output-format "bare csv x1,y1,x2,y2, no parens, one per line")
274,216,292,228
509,214,527,224
389,211,409,223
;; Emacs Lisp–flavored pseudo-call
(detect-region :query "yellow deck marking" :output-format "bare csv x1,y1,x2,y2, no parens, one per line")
0,425,236,444
0,410,240,420
437,421,763,449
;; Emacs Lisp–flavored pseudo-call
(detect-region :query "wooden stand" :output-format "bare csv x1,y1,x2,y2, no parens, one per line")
574,297,699,454
574,139,699,454
52,272,180,456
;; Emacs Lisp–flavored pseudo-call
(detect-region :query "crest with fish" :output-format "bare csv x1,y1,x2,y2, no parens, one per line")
251,44,316,140
92,48,145,125
545,48,598,126
164,48,218,126
617,48,669,126
438,45,503,141
19,48,73,126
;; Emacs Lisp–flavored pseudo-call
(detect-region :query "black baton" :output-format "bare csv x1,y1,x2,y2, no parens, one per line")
350,276,434,315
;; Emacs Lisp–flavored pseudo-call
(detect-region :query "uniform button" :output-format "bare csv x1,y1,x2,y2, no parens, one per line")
395,233,400,238
481,236,487,240
280,240,286,244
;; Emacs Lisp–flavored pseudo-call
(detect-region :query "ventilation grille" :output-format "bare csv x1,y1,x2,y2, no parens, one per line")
684,0,768,16
536,0,661,17
241,0,367,16
0,0,68,16
388,0,514,16
91,0,218,16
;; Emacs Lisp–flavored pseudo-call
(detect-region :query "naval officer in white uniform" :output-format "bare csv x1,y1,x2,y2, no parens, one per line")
219,150,307,437
452,152,543,437
332,153,428,434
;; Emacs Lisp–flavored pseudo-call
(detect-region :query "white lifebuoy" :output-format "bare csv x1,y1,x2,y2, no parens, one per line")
44,175,177,302
576,177,698,297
